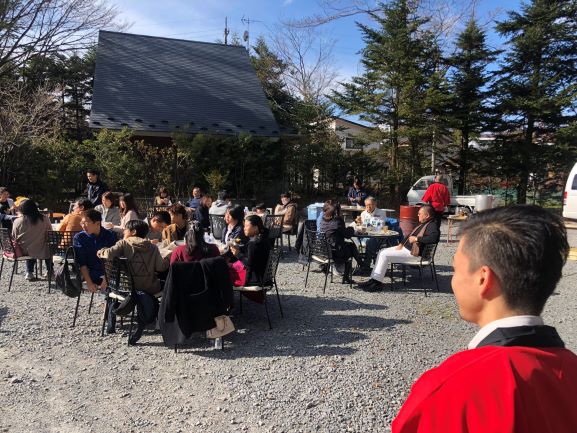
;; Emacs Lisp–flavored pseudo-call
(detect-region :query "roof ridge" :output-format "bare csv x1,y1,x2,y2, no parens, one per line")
98,30,246,49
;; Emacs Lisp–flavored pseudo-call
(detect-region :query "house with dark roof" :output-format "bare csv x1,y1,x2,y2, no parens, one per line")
90,31,280,141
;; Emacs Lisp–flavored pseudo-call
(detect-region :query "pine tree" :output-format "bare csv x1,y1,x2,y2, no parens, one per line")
492,0,577,203
449,18,496,194
331,0,440,188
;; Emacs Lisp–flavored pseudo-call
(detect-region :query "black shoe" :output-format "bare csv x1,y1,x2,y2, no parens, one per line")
128,323,145,345
362,281,384,292
357,278,377,288
342,275,356,285
113,294,136,317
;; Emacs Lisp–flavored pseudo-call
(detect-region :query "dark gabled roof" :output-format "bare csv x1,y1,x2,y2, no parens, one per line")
90,31,279,137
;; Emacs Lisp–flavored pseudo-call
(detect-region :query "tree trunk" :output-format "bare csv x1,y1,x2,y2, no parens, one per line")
458,129,469,195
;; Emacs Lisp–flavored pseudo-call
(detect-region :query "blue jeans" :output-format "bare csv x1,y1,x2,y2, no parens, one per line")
26,259,52,274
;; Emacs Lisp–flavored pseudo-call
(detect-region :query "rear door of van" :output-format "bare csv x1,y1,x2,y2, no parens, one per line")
563,163,577,219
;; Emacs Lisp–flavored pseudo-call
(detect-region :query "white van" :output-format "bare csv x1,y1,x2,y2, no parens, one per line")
563,162,577,219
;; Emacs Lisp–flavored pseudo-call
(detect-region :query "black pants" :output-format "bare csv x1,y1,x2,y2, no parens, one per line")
434,211,443,231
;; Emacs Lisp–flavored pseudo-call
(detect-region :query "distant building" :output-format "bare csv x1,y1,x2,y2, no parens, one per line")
90,31,280,143
329,118,381,152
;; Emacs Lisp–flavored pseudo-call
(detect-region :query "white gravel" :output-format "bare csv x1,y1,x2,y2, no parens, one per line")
1,223,576,433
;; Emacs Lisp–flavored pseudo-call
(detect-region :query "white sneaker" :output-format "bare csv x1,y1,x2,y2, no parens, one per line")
25,272,34,280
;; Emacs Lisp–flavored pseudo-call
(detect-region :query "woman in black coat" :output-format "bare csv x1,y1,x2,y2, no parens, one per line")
221,205,248,246
231,215,272,286
194,195,212,231
319,202,362,284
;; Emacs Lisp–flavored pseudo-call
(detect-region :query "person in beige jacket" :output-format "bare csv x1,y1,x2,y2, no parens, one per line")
97,219,169,295
273,192,298,233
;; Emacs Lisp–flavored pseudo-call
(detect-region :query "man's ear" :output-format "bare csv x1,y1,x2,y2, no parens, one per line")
478,266,501,300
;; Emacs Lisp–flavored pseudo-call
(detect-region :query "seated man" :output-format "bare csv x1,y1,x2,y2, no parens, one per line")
0,186,17,229
97,220,170,338
145,210,171,243
358,205,439,292
392,205,577,433
358,196,387,269
162,203,188,242
59,198,94,232
187,186,202,210
73,209,117,294
209,190,229,216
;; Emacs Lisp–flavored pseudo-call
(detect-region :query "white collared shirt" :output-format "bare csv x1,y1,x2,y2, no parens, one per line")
361,208,387,222
468,315,544,349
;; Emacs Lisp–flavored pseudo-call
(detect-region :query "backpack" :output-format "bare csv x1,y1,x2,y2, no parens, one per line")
54,246,82,298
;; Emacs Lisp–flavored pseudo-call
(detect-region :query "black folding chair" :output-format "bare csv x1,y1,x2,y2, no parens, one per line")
234,247,283,329
389,243,440,296
265,214,284,247
46,230,80,293
209,214,226,240
102,257,137,344
304,228,334,294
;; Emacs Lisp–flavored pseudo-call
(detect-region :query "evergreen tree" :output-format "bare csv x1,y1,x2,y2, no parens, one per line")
449,18,496,194
491,0,577,203
331,0,440,192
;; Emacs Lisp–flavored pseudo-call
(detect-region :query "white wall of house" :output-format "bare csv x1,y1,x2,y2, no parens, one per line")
329,118,381,152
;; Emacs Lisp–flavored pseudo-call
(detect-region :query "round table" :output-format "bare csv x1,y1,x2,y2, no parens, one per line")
351,226,400,269
447,215,468,243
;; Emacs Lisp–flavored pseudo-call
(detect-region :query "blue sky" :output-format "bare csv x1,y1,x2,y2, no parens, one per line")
110,0,522,91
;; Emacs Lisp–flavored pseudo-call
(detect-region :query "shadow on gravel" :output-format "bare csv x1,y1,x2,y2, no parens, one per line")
171,294,411,358
388,264,454,294
0,306,8,330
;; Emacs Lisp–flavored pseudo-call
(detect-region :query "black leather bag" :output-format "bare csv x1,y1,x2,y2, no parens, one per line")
54,247,82,298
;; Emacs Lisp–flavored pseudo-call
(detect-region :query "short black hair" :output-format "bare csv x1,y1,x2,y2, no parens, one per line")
255,202,266,211
151,210,171,225
84,209,102,223
419,204,435,217
125,219,149,238
76,197,94,210
280,192,291,199
459,205,569,315
86,168,99,176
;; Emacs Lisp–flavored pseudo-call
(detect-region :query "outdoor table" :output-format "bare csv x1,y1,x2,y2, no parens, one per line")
51,223,60,230
350,223,400,268
447,215,468,243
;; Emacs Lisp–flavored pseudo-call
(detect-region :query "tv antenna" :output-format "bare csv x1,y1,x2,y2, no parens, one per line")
241,15,261,51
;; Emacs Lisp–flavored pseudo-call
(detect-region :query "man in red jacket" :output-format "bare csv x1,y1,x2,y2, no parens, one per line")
392,205,577,433
421,174,450,230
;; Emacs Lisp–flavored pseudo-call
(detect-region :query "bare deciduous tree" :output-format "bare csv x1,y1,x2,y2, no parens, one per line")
0,81,62,183
271,26,338,104
0,0,122,77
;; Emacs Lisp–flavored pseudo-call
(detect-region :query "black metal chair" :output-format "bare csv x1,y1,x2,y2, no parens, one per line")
46,230,80,293
389,243,440,296
283,215,299,251
209,214,226,240
234,247,283,329
0,228,37,291
304,228,334,294
101,257,138,343
265,214,284,247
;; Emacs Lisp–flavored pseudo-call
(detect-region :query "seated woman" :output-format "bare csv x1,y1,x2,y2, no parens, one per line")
273,192,298,233
154,186,172,206
319,202,362,284
221,205,248,246
95,191,121,227
97,220,170,339
230,215,272,287
358,205,439,292
114,193,140,232
11,199,52,281
59,198,94,232
254,202,268,222
194,194,212,232
162,203,188,242
170,222,220,264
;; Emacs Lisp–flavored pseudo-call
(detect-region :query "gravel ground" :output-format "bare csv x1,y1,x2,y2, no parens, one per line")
1,222,576,433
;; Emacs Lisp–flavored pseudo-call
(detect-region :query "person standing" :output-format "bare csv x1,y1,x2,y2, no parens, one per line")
347,178,367,207
86,169,109,207
421,174,450,230
392,205,577,433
